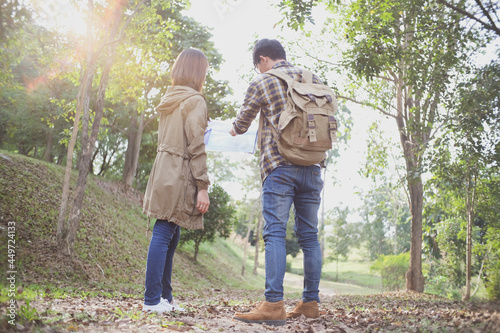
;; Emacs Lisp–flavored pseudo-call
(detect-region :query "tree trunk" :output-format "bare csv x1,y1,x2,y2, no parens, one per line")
394,74,425,293
123,115,138,186
43,130,54,163
241,200,259,276
63,62,113,254
58,0,128,255
393,200,399,254
123,102,146,188
336,255,339,281
253,212,263,275
405,176,425,292
56,65,94,247
464,204,473,300
463,170,476,301
194,241,200,261
56,0,97,247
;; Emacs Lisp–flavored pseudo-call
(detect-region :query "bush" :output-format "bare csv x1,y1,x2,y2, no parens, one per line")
425,274,462,300
180,184,235,261
485,257,500,301
370,252,410,291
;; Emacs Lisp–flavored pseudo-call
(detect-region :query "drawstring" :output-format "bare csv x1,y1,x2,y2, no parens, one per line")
146,217,151,241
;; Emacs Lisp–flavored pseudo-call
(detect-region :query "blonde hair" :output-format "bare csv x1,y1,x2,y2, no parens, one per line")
171,48,209,92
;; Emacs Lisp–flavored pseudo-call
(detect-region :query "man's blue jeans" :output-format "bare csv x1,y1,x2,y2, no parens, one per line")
262,165,323,303
144,219,180,305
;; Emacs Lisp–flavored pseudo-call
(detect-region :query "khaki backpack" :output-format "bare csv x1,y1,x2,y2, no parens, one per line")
258,68,338,166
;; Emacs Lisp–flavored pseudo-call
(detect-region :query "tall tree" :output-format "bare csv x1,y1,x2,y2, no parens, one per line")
430,58,500,300
278,0,476,292
57,0,148,255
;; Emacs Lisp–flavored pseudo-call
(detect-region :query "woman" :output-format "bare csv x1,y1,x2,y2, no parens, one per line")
142,48,210,314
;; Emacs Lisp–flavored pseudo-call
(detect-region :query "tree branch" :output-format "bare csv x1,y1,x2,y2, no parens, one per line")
474,0,499,32
144,112,160,128
336,95,395,118
437,0,500,36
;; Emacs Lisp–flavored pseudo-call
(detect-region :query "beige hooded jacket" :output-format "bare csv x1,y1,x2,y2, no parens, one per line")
142,86,210,229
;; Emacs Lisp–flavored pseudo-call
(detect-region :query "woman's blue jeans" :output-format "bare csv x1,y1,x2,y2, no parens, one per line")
262,165,323,303
144,219,180,305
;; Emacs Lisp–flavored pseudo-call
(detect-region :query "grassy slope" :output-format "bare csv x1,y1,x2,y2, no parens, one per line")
0,150,411,300
0,150,264,297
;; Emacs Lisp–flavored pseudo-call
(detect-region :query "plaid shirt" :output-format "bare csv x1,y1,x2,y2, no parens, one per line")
232,61,322,182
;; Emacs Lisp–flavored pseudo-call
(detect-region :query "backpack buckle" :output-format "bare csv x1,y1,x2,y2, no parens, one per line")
308,114,317,142
329,116,338,143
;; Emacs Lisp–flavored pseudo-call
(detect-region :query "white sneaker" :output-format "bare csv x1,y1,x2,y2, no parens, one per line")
163,297,185,312
143,300,172,314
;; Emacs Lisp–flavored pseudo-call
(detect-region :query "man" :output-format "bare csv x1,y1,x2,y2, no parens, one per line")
229,38,324,326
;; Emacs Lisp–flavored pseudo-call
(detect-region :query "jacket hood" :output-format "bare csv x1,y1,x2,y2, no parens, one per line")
157,86,204,115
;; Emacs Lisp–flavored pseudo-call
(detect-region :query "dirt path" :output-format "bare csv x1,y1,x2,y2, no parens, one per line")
283,272,337,296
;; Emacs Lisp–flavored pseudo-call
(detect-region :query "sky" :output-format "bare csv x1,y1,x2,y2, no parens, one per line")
183,0,396,217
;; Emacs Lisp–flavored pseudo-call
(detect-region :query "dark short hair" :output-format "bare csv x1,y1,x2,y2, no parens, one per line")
252,39,286,66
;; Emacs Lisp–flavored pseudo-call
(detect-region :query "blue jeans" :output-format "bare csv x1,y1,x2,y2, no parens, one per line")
144,219,180,305
262,165,323,303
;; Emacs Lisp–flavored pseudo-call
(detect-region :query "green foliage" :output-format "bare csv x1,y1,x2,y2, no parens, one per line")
181,184,236,260
435,218,466,287
358,187,410,260
0,0,32,84
279,0,484,295
425,56,500,298
0,4,76,161
425,274,461,300
277,0,318,30
370,252,409,291
0,0,234,193
485,257,500,301
285,209,300,258
484,230,500,301
19,299,39,323
326,207,361,263
207,152,238,183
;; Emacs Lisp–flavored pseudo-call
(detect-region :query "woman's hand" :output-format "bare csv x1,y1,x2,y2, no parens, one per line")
196,189,210,214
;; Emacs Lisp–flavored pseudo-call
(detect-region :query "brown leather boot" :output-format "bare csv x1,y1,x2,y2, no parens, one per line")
286,300,320,318
233,300,286,326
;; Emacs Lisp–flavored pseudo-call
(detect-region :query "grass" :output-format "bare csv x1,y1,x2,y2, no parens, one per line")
0,150,267,300
285,245,382,294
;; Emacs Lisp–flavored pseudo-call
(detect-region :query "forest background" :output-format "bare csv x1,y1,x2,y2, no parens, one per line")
0,0,499,329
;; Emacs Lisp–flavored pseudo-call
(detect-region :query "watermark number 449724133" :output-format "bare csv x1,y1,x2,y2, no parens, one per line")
6,221,17,325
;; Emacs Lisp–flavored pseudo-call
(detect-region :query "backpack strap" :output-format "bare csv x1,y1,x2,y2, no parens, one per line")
267,68,291,82
302,70,313,83
257,111,263,150
257,110,279,150
267,68,314,84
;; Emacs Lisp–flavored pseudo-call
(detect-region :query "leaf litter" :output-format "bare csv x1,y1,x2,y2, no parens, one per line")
3,289,500,332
